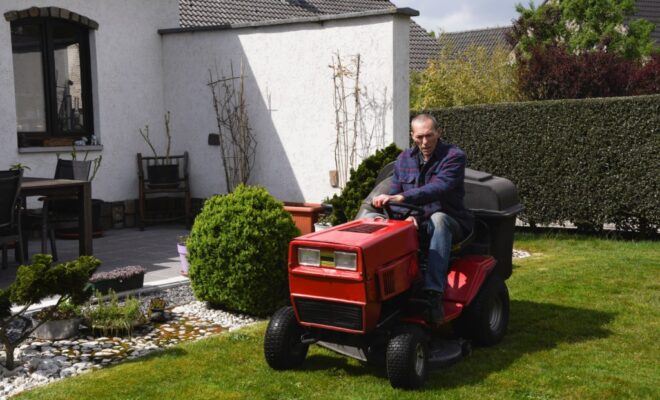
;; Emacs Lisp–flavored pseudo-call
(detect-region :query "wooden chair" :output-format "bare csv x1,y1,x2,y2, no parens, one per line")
23,159,92,261
0,170,24,269
137,152,191,230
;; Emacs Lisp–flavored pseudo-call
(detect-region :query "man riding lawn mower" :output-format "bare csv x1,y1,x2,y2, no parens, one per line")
264,115,523,389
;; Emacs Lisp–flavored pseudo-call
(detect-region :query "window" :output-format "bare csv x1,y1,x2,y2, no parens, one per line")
11,18,93,147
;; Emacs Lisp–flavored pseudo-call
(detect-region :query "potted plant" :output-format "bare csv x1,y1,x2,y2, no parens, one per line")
177,235,189,276
89,265,146,294
148,297,168,323
314,213,333,232
139,111,179,187
31,300,82,340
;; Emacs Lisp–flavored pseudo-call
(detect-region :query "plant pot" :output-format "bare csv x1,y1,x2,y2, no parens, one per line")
177,243,189,276
91,273,145,294
32,318,81,340
314,222,332,232
147,164,180,188
149,309,167,323
283,202,324,235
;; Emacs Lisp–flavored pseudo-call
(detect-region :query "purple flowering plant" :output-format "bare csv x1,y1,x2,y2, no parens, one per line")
89,265,146,282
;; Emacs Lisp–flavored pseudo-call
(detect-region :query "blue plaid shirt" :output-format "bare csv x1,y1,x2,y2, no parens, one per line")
390,143,474,233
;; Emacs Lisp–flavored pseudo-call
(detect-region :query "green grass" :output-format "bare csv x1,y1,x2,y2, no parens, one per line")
16,233,660,400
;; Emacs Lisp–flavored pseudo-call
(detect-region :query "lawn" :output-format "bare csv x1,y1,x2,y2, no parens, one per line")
15,233,660,400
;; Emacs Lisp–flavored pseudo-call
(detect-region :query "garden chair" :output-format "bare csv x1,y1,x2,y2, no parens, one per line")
137,152,191,230
0,170,24,269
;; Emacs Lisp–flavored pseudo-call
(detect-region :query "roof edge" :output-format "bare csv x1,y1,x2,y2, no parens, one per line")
160,7,419,35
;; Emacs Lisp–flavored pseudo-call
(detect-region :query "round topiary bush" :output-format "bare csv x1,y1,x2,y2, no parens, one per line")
187,184,300,316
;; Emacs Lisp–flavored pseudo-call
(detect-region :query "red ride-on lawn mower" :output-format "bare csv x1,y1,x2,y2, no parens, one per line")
264,167,523,389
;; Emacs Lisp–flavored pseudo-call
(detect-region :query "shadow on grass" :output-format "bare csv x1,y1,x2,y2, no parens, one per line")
298,300,614,387
425,299,615,389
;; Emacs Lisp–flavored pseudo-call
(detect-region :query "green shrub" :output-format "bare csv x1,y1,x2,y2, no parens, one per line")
327,144,401,224
427,94,660,235
187,184,299,316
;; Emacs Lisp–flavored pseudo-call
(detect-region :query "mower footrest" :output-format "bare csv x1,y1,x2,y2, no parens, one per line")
428,338,471,368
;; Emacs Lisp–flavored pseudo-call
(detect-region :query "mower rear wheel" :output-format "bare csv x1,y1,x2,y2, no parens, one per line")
264,306,309,370
452,275,509,346
386,325,428,389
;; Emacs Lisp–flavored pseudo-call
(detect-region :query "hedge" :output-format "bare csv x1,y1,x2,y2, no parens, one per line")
428,94,659,234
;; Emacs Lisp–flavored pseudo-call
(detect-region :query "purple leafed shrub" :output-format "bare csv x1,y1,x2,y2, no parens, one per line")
89,266,146,282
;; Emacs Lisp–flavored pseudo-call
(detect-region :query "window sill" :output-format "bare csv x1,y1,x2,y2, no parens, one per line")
18,145,103,154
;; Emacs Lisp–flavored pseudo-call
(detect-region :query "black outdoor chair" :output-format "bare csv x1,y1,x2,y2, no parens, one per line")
23,159,91,261
137,152,191,230
0,170,24,269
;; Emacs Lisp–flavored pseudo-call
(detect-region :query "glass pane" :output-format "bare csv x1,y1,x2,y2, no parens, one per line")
11,23,46,132
52,24,84,133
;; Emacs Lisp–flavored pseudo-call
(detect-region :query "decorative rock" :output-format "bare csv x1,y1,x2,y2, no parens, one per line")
0,283,259,398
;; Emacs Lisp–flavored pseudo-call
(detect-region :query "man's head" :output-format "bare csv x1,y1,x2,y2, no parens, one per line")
411,114,442,161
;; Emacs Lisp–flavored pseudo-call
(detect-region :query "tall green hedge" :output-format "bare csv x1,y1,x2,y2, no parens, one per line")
428,94,659,234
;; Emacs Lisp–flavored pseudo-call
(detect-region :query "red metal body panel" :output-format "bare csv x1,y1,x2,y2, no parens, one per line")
287,218,497,333
444,255,496,304
288,219,418,333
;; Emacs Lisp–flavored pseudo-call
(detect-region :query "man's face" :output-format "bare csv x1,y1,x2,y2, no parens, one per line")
411,119,440,160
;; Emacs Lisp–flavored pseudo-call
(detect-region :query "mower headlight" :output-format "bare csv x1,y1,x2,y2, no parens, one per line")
334,251,357,271
298,248,320,267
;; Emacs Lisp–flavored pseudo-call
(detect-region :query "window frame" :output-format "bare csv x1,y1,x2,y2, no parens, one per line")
11,17,94,147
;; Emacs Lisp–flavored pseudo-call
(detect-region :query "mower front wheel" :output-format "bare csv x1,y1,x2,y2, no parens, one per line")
386,325,429,389
264,306,309,370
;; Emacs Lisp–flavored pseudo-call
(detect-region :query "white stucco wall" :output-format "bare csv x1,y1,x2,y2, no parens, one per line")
0,0,178,201
162,14,410,202
1,3,410,204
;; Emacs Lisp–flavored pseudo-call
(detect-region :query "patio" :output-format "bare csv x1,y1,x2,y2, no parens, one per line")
1,224,190,289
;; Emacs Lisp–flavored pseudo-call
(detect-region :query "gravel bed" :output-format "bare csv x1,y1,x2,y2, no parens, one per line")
0,284,259,399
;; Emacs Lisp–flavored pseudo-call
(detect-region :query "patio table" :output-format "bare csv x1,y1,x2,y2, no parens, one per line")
20,177,93,256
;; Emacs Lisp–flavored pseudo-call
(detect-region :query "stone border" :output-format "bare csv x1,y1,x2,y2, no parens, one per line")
4,7,99,30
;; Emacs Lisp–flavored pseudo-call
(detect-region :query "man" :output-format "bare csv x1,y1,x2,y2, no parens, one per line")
372,114,473,322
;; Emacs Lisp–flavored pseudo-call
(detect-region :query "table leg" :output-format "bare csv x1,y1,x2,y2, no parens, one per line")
77,181,93,255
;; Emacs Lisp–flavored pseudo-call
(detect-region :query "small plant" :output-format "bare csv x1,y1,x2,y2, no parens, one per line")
9,163,30,171
139,111,173,164
177,235,189,246
89,265,146,282
149,297,167,311
315,213,333,226
83,290,145,336
187,184,299,316
34,300,81,321
148,297,168,322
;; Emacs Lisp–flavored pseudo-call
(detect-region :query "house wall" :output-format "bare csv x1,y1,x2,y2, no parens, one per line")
1,3,411,205
0,0,178,201
161,14,410,202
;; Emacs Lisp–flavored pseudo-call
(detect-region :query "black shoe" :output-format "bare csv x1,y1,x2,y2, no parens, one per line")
426,290,444,324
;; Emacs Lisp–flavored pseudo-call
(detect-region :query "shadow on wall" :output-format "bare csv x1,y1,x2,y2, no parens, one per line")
237,55,305,201
165,32,305,202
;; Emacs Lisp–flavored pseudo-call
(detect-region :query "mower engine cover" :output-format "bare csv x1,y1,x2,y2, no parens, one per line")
288,218,418,334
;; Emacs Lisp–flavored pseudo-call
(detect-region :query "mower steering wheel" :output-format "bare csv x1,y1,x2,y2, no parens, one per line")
382,201,425,221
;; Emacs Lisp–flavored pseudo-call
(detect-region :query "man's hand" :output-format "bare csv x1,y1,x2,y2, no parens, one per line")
405,216,418,229
372,194,404,208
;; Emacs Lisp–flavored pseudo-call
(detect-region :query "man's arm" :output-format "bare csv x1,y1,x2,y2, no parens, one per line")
401,148,465,204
